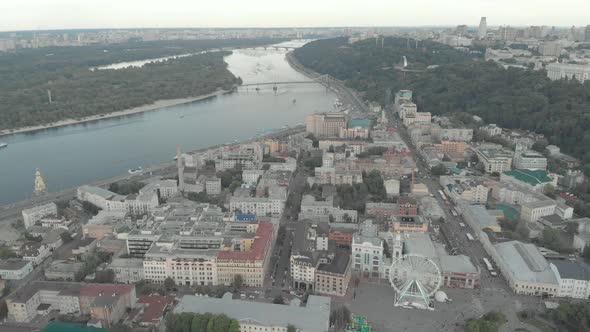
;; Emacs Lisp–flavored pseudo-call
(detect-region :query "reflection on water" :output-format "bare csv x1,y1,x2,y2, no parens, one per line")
0,42,334,204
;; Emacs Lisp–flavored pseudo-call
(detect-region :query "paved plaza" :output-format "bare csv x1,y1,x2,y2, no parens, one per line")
345,283,545,332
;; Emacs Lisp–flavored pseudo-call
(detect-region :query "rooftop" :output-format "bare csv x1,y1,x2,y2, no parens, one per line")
494,241,557,285
217,222,272,261
503,169,552,186
137,295,175,324
316,252,350,275
550,259,590,281
174,293,330,332
0,259,31,271
439,255,479,275
348,119,372,128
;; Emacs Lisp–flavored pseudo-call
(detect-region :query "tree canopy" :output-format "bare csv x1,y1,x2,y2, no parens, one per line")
294,37,590,175
0,38,281,130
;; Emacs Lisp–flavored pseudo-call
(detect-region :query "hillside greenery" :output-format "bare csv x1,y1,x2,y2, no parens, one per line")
294,37,590,175
0,38,281,130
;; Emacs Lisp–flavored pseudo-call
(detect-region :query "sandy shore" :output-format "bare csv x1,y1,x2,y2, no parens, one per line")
0,89,232,137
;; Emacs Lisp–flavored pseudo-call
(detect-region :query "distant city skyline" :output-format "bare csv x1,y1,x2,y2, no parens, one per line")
1,0,589,32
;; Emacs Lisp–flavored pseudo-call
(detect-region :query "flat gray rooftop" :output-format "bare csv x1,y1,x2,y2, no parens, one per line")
174,293,330,332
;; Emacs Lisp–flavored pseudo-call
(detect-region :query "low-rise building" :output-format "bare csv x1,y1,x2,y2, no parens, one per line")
391,215,428,233
460,204,501,233
441,176,489,204
174,293,331,332
216,222,273,288
520,200,557,223
501,169,557,192
21,202,58,229
473,144,514,173
229,196,285,216
44,260,83,281
352,221,384,278
143,246,218,286
514,150,548,170
365,202,398,221
550,259,590,299
108,258,145,284
480,124,502,137
20,242,51,266
492,241,558,296
315,253,351,296
6,281,137,325
0,259,34,280
204,177,222,195
547,62,590,83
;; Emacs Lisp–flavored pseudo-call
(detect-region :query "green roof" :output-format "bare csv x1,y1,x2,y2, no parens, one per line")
44,322,105,332
503,169,552,186
496,204,519,222
348,119,372,128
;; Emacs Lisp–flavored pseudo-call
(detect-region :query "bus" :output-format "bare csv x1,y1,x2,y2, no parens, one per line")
438,190,448,201
466,233,474,241
450,207,458,217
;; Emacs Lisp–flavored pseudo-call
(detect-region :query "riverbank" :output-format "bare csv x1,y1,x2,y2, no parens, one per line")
286,51,369,115
0,88,232,138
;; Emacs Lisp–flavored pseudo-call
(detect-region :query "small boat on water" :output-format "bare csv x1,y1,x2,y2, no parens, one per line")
0,143,7,149
128,166,143,174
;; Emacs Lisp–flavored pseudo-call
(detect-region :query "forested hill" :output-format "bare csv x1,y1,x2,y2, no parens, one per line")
294,37,590,174
0,38,281,131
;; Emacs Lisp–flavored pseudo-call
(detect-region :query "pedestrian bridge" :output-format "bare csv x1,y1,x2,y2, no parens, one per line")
238,74,341,87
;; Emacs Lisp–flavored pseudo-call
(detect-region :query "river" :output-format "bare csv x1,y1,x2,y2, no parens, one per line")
0,40,335,205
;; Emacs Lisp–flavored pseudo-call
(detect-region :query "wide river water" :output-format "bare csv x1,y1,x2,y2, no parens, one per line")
0,40,335,204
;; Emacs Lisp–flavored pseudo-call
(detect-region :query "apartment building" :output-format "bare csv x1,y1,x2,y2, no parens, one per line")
216,222,273,288
0,259,33,280
21,202,58,229
109,258,145,284
306,113,347,138
514,150,548,170
315,253,351,297
143,246,218,286
547,62,590,83
473,144,514,173
228,196,285,216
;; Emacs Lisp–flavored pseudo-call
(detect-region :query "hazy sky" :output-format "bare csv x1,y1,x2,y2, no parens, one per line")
1,0,589,31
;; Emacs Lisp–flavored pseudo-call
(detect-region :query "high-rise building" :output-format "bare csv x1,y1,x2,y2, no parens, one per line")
478,17,487,39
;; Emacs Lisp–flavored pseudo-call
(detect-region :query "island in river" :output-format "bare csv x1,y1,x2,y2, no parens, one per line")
0,38,283,132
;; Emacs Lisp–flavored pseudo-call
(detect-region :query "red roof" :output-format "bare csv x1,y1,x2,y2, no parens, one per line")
217,222,272,262
79,283,134,297
137,295,175,324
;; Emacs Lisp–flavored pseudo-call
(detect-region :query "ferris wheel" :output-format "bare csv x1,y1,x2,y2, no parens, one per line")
388,254,442,309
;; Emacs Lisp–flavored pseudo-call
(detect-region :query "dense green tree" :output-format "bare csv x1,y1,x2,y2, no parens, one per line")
273,295,285,304
329,305,351,330
287,324,297,332
164,277,176,291
431,164,448,176
232,274,243,290
294,37,590,175
0,38,283,130
550,302,590,331
363,170,387,202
